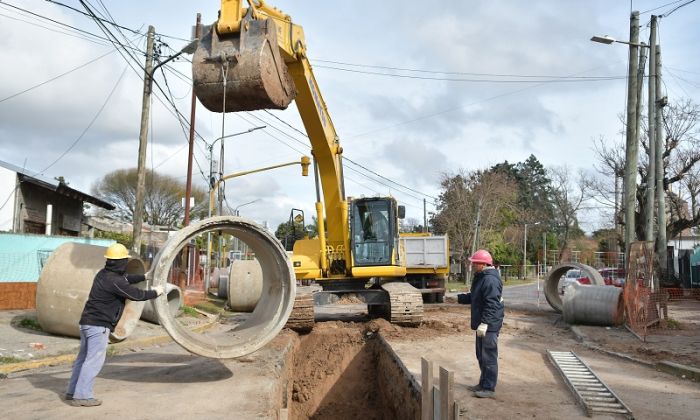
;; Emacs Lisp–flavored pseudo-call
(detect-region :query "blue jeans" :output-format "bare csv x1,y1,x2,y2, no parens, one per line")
475,331,499,391
66,325,110,399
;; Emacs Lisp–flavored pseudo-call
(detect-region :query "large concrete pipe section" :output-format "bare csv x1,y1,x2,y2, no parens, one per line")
141,283,182,324
544,262,604,313
227,259,263,312
36,242,147,342
213,267,229,299
563,282,624,326
149,216,295,358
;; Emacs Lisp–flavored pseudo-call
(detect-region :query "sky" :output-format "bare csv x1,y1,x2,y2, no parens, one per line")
1,0,698,233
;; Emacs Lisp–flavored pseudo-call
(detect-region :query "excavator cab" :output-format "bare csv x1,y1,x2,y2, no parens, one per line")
351,198,402,267
192,3,296,112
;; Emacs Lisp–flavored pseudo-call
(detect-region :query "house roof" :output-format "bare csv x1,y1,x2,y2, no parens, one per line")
0,159,115,210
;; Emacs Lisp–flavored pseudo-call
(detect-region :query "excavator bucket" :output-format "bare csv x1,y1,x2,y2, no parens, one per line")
192,17,296,113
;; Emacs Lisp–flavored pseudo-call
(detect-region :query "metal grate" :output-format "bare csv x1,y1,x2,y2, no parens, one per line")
547,351,634,419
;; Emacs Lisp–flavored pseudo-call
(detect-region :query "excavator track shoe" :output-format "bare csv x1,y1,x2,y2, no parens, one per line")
381,282,424,327
193,16,296,112
285,286,315,332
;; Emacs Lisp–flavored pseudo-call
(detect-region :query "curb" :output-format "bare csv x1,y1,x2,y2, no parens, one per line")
0,319,217,377
569,326,700,382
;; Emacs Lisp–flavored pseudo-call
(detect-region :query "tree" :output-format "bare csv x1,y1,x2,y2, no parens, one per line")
275,220,306,251
92,168,208,227
592,98,700,244
549,166,586,259
432,168,519,271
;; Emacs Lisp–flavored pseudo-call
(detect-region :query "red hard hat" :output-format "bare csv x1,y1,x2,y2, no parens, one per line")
468,249,493,265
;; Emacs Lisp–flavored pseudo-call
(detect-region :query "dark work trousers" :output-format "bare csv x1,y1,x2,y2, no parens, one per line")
475,331,499,391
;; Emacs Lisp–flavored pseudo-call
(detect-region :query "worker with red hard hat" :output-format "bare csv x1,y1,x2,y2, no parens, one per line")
461,248,504,399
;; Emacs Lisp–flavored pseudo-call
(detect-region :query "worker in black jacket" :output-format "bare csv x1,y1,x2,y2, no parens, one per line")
461,249,504,399
66,243,163,407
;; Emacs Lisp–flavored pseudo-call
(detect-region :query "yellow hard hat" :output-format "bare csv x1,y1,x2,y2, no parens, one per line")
104,243,129,260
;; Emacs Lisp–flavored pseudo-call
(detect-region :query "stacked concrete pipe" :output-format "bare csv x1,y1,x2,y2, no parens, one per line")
140,283,182,324
562,282,624,326
543,262,605,313
227,259,263,312
35,242,147,342
149,216,295,359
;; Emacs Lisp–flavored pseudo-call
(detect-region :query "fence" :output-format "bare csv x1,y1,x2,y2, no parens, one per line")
623,241,700,341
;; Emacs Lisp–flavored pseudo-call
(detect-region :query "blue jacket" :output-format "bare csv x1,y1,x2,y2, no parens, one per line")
463,267,504,331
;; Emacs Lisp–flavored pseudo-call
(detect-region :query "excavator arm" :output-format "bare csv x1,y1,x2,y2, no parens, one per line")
193,0,349,276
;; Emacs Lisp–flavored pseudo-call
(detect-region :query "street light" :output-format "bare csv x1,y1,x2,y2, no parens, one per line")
233,199,262,216
523,222,540,279
590,11,644,256
206,126,266,217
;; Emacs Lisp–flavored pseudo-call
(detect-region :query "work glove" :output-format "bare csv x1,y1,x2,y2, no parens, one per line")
476,323,488,337
151,285,165,296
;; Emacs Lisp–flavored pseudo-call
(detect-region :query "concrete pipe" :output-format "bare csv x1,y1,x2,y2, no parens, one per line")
141,283,182,324
36,242,147,342
149,216,295,359
563,282,624,326
544,262,604,313
215,267,229,299
227,259,263,312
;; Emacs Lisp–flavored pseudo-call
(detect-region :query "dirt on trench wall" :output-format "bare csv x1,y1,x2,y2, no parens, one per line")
289,321,419,420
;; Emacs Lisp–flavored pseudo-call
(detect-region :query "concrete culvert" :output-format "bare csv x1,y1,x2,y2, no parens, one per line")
563,282,624,326
544,262,605,313
140,283,182,324
36,242,146,342
150,216,296,359
227,259,263,312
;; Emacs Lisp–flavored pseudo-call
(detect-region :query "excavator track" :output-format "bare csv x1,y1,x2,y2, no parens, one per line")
381,282,424,327
285,286,315,332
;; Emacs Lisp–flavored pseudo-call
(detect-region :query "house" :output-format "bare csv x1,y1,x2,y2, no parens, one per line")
0,159,116,309
0,159,114,234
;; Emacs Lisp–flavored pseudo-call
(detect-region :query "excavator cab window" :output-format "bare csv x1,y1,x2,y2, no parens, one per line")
351,199,395,266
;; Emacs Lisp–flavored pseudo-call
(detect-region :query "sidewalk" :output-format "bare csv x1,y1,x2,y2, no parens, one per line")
0,309,187,376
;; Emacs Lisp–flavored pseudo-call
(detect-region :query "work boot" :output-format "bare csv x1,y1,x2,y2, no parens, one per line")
467,384,483,392
474,389,495,399
65,393,73,401
70,398,102,407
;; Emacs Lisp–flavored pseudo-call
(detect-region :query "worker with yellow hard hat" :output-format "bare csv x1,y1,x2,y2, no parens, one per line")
66,243,163,407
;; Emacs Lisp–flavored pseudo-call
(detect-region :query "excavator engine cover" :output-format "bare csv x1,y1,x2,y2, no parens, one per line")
193,17,296,112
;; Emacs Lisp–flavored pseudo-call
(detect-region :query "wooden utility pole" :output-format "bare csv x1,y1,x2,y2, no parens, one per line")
132,25,155,255
623,11,640,255
184,14,202,227
645,16,657,242
655,42,667,285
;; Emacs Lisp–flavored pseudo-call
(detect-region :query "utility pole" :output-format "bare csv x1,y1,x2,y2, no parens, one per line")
644,16,657,242
184,14,202,227
623,11,640,256
655,43,667,287
132,25,155,255
423,198,427,233
523,223,528,280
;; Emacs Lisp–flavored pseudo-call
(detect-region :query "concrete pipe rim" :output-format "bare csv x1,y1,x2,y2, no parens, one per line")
544,262,605,313
150,216,296,358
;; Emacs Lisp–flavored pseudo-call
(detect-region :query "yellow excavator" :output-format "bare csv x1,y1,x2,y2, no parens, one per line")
193,0,440,328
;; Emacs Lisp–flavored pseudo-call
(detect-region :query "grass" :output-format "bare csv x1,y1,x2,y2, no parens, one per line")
181,305,200,317
0,355,24,364
18,317,42,331
106,346,119,357
193,300,225,315
666,318,682,330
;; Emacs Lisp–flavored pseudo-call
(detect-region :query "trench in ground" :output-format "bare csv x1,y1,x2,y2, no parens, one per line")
286,322,420,420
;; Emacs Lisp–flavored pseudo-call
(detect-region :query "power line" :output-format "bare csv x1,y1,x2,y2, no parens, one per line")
40,64,128,174
313,64,624,83
0,49,116,103
640,0,686,14
660,0,696,17
313,59,625,80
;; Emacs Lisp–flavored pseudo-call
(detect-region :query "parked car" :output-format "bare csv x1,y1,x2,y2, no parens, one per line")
558,269,591,294
599,267,626,287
